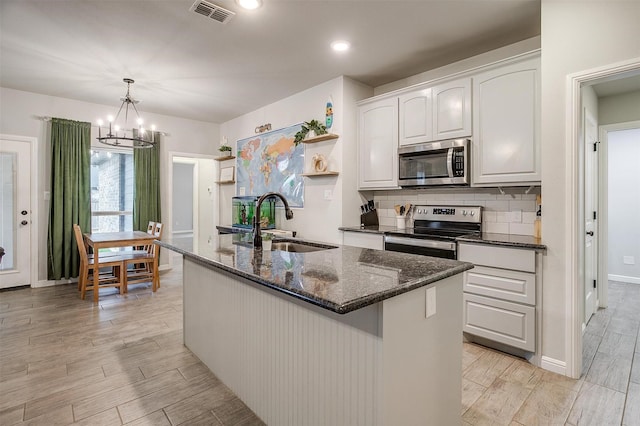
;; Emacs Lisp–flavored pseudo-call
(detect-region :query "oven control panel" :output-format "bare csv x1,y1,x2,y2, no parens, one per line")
413,205,482,223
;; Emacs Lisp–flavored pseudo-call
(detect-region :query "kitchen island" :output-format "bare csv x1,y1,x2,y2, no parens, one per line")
158,234,473,425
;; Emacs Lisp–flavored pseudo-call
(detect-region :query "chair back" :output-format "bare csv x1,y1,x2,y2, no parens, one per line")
146,221,155,234
153,222,163,239
73,224,89,264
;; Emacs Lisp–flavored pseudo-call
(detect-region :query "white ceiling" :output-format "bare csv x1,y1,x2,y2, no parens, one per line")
0,0,540,123
591,74,640,98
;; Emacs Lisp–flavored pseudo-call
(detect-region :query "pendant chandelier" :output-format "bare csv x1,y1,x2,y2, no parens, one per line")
96,78,157,149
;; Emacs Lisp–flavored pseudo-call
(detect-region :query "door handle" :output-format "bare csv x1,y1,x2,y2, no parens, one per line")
21,220,28,226
586,231,594,236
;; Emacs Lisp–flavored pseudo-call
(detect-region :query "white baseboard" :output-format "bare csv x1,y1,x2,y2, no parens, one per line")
34,278,75,288
609,274,640,285
540,356,567,376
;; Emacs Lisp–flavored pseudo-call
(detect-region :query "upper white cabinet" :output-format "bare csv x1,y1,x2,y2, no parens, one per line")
432,78,472,141
398,78,471,147
398,87,432,146
472,56,541,186
358,97,399,189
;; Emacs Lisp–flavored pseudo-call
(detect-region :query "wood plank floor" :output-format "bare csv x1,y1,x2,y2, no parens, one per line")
2,265,639,425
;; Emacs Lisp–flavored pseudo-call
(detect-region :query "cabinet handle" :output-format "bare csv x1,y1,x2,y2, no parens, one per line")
586,231,594,236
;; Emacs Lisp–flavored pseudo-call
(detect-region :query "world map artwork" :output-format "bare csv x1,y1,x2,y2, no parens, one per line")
236,124,305,208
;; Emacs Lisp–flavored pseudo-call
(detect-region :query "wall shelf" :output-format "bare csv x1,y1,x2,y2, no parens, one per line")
216,180,236,184
215,155,235,161
301,133,339,144
301,171,339,177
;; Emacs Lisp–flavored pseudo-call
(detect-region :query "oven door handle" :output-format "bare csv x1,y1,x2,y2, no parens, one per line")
446,147,454,178
384,236,456,251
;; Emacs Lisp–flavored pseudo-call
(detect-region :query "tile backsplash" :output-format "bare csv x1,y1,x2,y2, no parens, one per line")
372,187,541,236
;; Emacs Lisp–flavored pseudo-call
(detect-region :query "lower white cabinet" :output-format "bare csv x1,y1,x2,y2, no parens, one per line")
342,231,385,250
459,242,540,353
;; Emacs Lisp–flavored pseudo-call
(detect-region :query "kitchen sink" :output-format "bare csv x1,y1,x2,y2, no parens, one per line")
270,240,337,253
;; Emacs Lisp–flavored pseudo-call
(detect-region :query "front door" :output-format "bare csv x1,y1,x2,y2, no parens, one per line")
0,136,32,288
584,110,598,324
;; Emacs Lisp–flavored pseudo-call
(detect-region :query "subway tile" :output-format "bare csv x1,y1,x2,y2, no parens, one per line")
485,201,510,211
522,212,536,224
484,222,510,234
496,212,510,223
474,193,498,200
464,200,485,207
483,211,497,223
510,223,534,236
509,200,536,212
379,217,394,227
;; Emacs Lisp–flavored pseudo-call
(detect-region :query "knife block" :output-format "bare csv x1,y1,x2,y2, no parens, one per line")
360,209,379,227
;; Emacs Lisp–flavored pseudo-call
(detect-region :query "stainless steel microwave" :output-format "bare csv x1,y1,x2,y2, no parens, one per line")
398,138,469,187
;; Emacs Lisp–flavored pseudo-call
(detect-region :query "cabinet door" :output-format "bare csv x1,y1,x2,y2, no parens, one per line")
398,87,432,146
432,78,472,140
358,98,399,189
472,56,541,185
463,293,535,352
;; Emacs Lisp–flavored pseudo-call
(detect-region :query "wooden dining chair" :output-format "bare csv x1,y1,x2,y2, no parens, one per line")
123,221,162,293
73,224,126,300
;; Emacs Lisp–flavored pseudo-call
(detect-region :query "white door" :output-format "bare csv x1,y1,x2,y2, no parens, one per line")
584,109,598,324
0,137,32,288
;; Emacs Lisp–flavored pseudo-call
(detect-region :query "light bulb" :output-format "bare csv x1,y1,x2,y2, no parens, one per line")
331,40,351,52
237,0,262,9
107,115,114,122
137,118,143,126
114,125,121,132
151,125,156,131
97,119,104,126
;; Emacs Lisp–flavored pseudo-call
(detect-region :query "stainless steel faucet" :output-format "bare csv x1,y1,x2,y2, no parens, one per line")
253,192,294,249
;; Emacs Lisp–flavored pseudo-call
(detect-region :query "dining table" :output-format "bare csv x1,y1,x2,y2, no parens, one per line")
83,231,158,303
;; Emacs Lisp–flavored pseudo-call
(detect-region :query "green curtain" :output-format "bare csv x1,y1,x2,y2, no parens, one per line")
133,132,161,231
47,118,91,280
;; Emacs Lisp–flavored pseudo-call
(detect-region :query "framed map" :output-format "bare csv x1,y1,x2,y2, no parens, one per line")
236,123,305,208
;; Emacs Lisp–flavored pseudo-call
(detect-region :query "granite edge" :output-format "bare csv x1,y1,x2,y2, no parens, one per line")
155,240,473,315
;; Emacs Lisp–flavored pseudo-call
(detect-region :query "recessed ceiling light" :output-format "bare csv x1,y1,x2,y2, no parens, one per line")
331,40,351,52
237,0,262,10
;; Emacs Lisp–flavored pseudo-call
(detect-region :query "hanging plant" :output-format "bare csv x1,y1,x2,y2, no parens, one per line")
294,120,328,145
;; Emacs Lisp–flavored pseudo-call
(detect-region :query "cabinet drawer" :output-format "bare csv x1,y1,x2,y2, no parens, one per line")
464,266,535,305
342,231,384,250
463,293,535,352
458,243,535,273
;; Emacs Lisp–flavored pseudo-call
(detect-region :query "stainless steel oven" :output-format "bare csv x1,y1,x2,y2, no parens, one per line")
398,139,469,187
384,205,482,259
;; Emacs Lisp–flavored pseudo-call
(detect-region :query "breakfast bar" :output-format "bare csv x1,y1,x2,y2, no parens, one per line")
158,234,473,425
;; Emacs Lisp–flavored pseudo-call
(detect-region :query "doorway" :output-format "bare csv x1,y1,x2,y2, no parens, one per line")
570,66,640,378
0,135,37,288
168,153,216,267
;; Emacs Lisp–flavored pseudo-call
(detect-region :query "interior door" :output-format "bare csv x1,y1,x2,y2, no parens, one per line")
584,109,598,324
0,137,31,288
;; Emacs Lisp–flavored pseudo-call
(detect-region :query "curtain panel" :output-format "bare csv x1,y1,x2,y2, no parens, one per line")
133,132,161,231
47,118,91,280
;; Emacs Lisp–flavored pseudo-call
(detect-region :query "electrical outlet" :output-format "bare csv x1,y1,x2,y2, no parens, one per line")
324,189,332,200
426,286,436,318
623,256,635,265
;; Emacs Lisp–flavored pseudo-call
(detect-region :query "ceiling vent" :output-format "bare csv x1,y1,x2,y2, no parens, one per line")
189,0,235,24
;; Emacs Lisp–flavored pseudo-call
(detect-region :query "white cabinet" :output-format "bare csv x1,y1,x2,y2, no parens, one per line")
472,56,541,185
358,97,398,189
459,243,540,353
398,78,471,147
398,87,432,146
432,78,472,141
342,231,385,250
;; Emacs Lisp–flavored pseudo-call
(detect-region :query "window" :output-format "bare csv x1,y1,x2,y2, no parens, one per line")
90,149,134,233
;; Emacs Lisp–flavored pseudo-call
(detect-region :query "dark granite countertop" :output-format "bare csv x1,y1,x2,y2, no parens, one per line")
340,226,546,250
156,234,473,315
456,233,546,250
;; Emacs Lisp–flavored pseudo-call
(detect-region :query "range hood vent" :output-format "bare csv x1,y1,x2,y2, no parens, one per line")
189,0,235,24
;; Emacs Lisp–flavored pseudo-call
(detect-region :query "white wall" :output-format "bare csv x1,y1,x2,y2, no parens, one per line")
0,87,219,283
608,128,640,283
599,89,640,125
219,76,372,244
374,37,540,95
541,0,640,367
172,162,194,232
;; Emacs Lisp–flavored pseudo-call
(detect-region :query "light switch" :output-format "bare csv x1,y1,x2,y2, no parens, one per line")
324,189,332,200
426,286,436,318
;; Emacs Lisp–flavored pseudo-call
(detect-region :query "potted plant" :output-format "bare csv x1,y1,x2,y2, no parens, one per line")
219,144,233,155
294,119,328,145
261,232,273,251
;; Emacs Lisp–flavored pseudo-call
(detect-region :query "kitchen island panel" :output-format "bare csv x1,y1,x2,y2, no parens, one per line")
184,256,462,425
